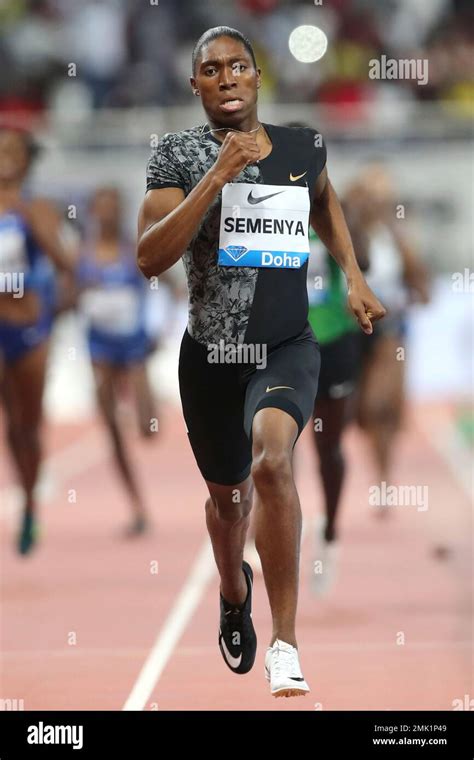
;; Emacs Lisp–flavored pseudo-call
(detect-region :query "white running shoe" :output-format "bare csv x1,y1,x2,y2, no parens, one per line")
264,639,310,697
310,516,339,596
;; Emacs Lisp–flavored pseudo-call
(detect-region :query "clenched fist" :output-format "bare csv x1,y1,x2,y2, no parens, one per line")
211,130,261,185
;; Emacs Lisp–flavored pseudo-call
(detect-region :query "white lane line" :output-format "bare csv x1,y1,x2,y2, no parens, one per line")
122,517,310,711
122,537,216,711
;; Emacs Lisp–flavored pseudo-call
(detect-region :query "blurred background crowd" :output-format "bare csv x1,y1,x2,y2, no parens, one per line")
1,0,473,117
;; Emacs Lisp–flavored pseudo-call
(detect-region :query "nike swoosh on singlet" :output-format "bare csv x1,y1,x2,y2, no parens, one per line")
219,630,243,668
247,190,285,204
265,385,295,392
289,171,307,181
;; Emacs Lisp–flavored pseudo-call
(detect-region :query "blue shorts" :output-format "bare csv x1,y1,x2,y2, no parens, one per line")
0,266,56,364
88,328,152,367
0,318,50,364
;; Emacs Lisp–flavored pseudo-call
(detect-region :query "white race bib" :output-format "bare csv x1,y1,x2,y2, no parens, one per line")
0,220,29,274
80,287,141,335
365,226,407,312
218,183,310,269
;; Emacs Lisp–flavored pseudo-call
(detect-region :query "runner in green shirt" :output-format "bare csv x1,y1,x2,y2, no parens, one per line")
307,227,362,595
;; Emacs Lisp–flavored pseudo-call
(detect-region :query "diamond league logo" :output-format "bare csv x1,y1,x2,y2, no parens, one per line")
225,245,248,262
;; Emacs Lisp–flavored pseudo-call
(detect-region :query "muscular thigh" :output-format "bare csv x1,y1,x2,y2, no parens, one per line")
178,329,252,486
244,327,320,445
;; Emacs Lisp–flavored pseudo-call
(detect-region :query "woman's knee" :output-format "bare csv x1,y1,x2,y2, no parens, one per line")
251,447,292,491
205,489,252,525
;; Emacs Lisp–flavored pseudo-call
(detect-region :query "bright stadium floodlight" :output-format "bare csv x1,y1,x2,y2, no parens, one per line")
288,25,328,63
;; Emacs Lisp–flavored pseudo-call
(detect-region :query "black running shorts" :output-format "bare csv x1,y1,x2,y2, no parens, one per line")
316,331,361,401
178,323,320,486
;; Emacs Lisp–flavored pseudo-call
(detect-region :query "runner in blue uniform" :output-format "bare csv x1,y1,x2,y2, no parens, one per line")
0,126,73,554
76,187,156,535
137,27,385,696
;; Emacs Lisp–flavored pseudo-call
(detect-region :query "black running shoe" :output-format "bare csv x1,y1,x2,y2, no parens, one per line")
17,512,38,556
218,561,257,674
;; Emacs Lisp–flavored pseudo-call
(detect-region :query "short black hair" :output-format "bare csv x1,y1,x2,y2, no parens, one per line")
192,26,257,75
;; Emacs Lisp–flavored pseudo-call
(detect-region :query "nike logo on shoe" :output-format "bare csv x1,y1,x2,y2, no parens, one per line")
219,630,243,669
289,171,307,181
247,190,285,204
218,562,257,675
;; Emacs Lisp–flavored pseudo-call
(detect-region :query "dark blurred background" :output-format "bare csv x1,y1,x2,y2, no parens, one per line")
1,0,472,113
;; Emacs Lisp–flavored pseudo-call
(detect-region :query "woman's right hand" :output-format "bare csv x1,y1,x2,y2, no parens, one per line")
211,130,261,185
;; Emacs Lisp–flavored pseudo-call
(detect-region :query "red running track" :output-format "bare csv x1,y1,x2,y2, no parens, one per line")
0,402,471,711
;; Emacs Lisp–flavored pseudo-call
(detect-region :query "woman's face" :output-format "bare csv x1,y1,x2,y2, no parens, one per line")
0,130,30,183
91,189,121,228
355,166,395,224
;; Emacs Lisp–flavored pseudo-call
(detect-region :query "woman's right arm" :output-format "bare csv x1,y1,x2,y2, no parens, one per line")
137,172,223,279
137,131,260,279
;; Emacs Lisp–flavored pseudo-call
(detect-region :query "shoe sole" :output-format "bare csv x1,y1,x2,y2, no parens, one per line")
272,687,309,698
264,666,310,697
